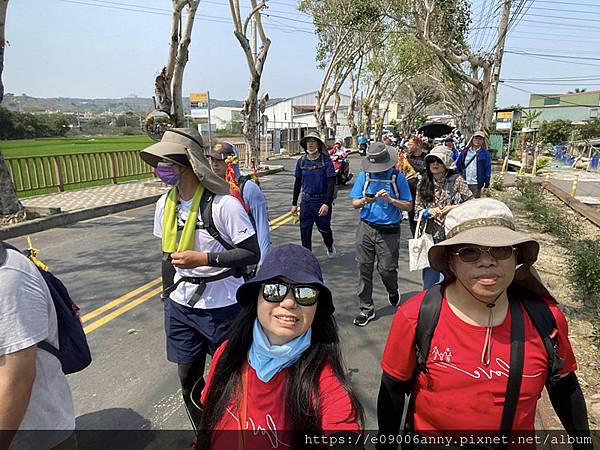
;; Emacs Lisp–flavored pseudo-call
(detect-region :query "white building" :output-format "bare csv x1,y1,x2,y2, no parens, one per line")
263,91,359,154
209,106,243,130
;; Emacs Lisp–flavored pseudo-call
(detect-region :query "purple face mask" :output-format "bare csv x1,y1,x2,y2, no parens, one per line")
155,162,181,186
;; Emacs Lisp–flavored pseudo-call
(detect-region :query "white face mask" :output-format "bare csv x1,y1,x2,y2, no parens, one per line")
307,147,319,155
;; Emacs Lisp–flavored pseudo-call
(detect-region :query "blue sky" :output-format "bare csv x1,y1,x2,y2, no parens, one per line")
5,0,600,107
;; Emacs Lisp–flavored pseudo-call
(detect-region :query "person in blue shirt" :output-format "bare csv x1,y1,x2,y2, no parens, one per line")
291,132,337,257
349,142,412,327
358,133,368,156
207,141,271,268
455,130,492,198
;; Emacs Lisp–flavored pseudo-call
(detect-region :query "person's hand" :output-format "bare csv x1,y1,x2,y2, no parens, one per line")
429,207,442,218
318,204,329,216
363,196,376,204
376,189,392,203
441,205,456,215
171,251,208,269
291,205,299,215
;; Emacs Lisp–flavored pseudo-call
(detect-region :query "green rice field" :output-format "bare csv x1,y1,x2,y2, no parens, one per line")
0,135,155,158
1,135,156,198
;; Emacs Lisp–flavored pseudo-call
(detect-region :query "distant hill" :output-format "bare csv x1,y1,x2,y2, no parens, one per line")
2,94,285,114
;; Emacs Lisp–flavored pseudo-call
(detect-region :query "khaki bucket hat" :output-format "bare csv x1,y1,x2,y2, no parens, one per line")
425,145,455,169
428,198,540,273
140,128,229,195
428,198,553,297
300,131,326,153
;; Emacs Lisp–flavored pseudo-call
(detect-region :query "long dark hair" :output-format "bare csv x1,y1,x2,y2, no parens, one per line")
198,298,364,448
417,164,457,204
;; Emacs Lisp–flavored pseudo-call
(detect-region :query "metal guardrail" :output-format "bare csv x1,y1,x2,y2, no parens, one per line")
5,150,153,194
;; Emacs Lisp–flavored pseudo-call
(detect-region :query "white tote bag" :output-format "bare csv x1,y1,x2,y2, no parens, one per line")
408,211,434,271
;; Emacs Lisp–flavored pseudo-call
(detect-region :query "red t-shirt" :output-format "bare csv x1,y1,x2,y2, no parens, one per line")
381,290,577,434
201,341,359,450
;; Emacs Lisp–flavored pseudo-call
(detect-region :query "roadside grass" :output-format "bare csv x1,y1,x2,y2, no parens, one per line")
515,178,600,344
0,135,154,157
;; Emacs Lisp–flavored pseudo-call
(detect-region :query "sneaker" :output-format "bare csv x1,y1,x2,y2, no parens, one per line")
327,245,337,258
388,293,400,306
353,311,375,327
402,211,409,220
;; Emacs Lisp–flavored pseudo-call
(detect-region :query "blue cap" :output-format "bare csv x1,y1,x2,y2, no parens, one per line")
236,244,334,316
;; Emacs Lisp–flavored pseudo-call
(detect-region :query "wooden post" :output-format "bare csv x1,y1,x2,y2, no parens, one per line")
570,173,579,197
52,156,64,192
501,156,509,176
108,152,117,184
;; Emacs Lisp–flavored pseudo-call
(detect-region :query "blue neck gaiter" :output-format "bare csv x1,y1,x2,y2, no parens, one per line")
248,318,312,382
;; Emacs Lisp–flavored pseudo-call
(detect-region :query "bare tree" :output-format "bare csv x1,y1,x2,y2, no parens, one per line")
404,0,512,134
0,0,25,224
301,0,388,137
346,56,364,148
229,0,270,163
154,0,201,127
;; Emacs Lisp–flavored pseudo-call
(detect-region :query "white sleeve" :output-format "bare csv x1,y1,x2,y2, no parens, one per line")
153,194,167,238
0,256,50,356
214,196,256,245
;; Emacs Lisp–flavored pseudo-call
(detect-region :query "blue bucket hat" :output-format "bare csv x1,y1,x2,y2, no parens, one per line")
236,244,334,316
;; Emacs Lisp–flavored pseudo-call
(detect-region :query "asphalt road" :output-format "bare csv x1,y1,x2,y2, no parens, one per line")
6,154,423,441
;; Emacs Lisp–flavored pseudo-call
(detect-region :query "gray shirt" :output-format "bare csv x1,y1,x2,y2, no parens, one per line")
0,249,75,449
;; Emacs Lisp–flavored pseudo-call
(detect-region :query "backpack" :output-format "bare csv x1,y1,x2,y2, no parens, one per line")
0,242,92,375
238,174,256,229
362,168,401,199
401,283,564,447
406,283,563,386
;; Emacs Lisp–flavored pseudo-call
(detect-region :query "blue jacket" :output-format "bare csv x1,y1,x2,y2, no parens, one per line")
456,147,492,189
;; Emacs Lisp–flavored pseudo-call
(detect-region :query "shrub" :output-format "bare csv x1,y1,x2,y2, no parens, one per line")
535,156,552,171
491,174,505,191
569,239,600,302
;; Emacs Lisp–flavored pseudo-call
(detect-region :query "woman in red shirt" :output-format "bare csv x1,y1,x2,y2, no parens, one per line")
198,244,363,449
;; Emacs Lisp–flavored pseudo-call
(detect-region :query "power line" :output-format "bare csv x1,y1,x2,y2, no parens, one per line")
530,5,600,16
500,82,600,107
505,50,600,62
505,51,600,67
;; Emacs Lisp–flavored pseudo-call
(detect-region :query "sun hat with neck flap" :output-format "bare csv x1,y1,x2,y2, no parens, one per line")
140,128,229,195
425,145,454,169
427,198,555,298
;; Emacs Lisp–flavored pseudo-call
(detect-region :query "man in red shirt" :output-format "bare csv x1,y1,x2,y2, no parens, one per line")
377,198,592,449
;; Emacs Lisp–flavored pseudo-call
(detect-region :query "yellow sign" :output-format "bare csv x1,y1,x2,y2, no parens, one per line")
190,92,208,102
497,111,513,120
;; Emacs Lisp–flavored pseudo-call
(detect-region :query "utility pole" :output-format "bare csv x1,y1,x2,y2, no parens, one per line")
485,0,512,126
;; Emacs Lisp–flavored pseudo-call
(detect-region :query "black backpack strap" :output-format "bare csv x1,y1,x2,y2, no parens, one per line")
239,175,250,199
37,340,60,359
521,296,564,387
0,242,7,267
500,298,525,448
199,189,235,251
414,284,444,374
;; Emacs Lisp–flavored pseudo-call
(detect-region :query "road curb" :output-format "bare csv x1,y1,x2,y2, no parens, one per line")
0,166,285,240
0,195,163,240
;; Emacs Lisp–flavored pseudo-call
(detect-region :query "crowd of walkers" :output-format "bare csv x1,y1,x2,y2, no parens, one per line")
0,127,593,450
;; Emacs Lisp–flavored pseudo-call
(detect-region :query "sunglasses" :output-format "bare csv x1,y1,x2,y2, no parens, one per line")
261,280,319,307
450,246,517,263
429,158,443,165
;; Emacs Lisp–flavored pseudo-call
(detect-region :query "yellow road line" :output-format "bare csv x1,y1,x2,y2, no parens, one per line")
270,214,295,231
81,277,161,323
268,211,291,226
83,286,163,334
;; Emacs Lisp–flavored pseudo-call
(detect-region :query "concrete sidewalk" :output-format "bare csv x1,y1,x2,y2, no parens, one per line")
0,165,284,240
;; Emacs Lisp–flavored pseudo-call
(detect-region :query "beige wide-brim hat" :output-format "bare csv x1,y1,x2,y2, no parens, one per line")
425,145,455,169
466,130,490,149
140,128,229,195
428,198,540,274
300,131,326,153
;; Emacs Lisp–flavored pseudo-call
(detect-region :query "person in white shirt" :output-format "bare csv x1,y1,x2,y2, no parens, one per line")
140,128,260,433
0,244,76,450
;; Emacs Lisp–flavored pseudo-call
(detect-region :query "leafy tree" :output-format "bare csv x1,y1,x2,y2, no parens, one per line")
539,120,574,145
575,118,600,140
522,109,542,127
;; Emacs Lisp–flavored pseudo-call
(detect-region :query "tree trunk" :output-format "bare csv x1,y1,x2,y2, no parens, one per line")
330,91,340,138
347,70,359,148
0,150,25,222
0,0,8,104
